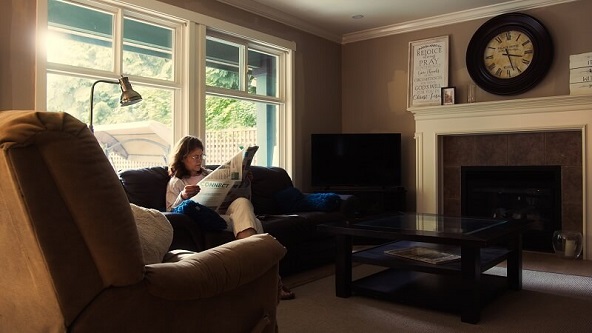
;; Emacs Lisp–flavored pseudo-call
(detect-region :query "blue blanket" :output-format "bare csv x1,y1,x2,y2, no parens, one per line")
172,200,227,231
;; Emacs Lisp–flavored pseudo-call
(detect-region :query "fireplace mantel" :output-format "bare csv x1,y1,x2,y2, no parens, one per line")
409,95,592,120
409,94,592,259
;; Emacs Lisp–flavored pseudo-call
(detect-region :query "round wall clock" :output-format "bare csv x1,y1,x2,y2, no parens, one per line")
466,13,553,95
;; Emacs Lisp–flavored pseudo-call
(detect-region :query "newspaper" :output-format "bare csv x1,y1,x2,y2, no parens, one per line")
191,146,258,213
384,246,460,264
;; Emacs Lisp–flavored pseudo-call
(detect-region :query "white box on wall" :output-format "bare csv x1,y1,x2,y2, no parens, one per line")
569,52,592,95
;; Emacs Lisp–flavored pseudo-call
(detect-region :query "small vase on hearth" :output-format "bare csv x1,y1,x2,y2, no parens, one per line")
552,230,583,259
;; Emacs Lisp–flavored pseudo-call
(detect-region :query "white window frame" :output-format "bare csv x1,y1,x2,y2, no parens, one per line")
36,0,295,175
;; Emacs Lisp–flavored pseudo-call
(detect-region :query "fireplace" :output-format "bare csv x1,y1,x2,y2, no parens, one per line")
461,165,562,252
439,130,582,253
409,94,592,260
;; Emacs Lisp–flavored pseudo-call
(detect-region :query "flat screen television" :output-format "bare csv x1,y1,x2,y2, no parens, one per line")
311,133,402,189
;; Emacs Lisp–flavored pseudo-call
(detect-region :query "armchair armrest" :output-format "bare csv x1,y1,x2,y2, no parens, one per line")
144,234,286,300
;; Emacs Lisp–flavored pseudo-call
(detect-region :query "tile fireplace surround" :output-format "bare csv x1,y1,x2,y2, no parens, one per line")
409,95,592,260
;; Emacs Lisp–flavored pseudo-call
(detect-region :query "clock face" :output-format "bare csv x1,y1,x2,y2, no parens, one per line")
466,13,553,95
484,30,534,79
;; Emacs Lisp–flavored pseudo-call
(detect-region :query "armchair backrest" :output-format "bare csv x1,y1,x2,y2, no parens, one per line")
0,111,144,331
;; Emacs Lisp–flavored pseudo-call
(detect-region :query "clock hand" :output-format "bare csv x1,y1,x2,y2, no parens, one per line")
504,48,515,70
502,51,523,57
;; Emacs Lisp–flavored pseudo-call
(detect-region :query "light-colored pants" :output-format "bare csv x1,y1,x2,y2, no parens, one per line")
221,197,263,236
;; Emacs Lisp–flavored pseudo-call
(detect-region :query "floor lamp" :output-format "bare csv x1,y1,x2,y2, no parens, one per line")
88,76,143,133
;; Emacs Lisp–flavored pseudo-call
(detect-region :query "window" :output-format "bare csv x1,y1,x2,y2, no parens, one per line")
123,17,174,81
205,95,279,166
205,33,283,166
44,0,179,170
40,0,294,173
46,0,114,71
205,36,278,97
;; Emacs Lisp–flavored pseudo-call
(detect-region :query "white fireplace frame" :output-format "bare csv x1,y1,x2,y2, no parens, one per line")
409,94,592,260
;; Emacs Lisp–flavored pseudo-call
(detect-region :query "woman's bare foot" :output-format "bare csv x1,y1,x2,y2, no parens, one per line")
280,284,295,300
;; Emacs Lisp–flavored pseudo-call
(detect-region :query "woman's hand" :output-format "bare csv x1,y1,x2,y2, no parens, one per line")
181,184,200,200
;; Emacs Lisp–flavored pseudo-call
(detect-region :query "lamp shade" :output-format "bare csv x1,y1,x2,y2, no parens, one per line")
118,76,143,106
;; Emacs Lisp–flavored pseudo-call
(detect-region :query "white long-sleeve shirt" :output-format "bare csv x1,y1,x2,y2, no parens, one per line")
165,169,211,212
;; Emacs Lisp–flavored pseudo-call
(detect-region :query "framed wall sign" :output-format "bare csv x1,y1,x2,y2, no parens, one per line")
407,35,449,108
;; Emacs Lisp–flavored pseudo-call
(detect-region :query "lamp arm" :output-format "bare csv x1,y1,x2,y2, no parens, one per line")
89,79,120,133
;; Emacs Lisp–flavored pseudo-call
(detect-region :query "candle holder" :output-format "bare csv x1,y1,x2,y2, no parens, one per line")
552,230,583,259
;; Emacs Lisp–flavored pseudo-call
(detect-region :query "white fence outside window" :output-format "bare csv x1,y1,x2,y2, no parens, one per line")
106,128,257,171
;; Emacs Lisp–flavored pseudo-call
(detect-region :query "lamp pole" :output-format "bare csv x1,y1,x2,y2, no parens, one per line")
89,79,119,133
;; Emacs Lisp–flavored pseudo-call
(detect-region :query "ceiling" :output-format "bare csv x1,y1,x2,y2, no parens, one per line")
215,0,573,43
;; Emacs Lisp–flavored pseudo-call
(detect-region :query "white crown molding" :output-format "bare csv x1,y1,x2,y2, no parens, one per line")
216,0,577,44
342,0,578,44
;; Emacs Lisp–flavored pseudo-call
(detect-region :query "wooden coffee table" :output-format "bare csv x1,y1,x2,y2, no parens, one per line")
318,212,527,324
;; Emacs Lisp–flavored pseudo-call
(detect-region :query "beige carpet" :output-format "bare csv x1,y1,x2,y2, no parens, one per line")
278,261,592,332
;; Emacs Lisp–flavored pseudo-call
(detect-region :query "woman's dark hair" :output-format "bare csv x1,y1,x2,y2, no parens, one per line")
168,135,204,178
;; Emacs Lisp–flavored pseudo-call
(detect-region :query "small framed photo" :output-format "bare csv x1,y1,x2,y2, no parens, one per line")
441,87,455,105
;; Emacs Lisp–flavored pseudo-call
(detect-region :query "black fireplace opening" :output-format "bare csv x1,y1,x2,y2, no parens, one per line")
461,165,562,252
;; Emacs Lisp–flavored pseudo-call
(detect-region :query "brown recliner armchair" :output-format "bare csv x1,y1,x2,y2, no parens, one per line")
0,110,286,333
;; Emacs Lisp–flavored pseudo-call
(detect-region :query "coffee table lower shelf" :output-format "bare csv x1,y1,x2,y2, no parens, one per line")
340,241,519,323
351,268,510,316
353,241,512,274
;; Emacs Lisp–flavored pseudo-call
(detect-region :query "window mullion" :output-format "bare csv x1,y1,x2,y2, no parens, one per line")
205,86,281,105
113,8,124,75
46,64,119,80
239,44,247,92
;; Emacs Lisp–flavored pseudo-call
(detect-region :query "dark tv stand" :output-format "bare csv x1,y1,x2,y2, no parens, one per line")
321,186,406,216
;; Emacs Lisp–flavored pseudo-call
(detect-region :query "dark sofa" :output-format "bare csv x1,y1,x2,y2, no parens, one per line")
118,165,359,275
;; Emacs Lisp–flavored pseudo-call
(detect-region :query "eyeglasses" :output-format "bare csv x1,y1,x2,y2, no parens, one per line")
187,154,206,160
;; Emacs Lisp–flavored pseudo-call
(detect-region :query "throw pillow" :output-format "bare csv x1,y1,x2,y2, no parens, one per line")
172,199,228,231
274,186,308,212
274,187,341,213
305,192,342,212
130,203,173,265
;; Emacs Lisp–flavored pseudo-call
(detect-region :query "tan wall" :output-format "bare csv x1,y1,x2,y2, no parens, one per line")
342,1,592,210
0,0,37,111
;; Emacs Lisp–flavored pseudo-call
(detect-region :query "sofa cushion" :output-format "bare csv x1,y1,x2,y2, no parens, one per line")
273,187,307,212
130,203,173,265
119,166,169,212
250,166,294,214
